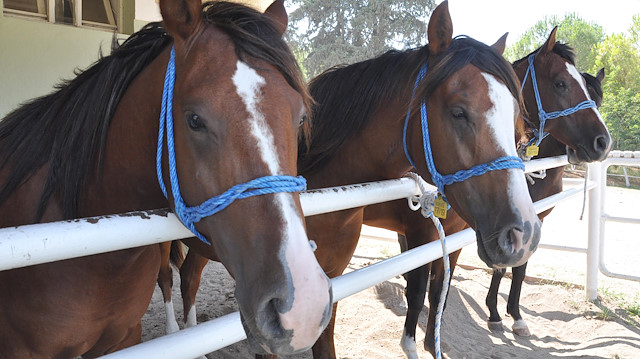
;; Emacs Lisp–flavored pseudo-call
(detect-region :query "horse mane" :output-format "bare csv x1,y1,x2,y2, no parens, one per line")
513,42,576,67
582,72,603,105
299,47,427,174
300,35,523,174
0,23,170,222
0,2,310,222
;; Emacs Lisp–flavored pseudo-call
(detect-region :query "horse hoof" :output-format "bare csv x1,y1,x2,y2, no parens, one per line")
487,320,504,332
400,331,419,359
512,319,531,337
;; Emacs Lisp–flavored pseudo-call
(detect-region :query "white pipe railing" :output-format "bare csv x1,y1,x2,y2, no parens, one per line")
596,153,640,285
7,153,637,357
101,178,585,359
0,178,420,271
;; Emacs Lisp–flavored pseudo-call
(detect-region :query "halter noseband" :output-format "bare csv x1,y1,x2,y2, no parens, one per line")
156,47,307,244
403,61,525,203
521,53,597,147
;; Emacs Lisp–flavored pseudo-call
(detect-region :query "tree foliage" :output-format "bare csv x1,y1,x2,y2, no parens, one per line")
600,88,640,150
504,14,604,70
593,20,640,151
287,0,436,78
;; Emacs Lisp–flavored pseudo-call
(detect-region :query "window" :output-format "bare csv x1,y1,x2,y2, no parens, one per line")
3,0,121,31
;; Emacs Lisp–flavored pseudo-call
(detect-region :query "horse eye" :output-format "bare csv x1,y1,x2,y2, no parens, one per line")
187,113,205,131
451,107,467,120
299,114,308,127
554,81,567,90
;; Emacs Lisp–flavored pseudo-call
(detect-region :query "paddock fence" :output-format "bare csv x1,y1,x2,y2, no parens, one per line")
0,154,633,358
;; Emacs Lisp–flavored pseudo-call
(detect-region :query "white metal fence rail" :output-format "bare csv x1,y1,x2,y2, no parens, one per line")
0,154,634,358
596,151,640,283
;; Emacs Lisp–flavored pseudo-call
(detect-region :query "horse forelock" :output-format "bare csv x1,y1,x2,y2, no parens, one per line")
202,1,312,135
415,36,524,126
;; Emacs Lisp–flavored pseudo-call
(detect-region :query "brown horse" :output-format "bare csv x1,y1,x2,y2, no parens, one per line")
0,1,332,357
163,1,543,357
364,28,611,358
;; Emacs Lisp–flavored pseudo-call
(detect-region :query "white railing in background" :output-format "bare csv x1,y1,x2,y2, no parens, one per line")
0,154,636,358
596,151,640,284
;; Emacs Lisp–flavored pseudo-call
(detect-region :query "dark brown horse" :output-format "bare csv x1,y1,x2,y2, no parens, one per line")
163,2,543,358
364,28,611,358
0,1,332,357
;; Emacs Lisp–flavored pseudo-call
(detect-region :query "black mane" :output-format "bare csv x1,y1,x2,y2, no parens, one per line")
513,42,576,67
300,36,522,174
582,72,603,106
298,47,426,173
0,23,170,222
0,2,309,222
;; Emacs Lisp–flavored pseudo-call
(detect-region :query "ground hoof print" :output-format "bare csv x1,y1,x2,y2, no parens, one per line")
512,319,531,337
487,320,504,332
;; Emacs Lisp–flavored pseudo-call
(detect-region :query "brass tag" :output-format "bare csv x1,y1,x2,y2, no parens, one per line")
434,196,447,219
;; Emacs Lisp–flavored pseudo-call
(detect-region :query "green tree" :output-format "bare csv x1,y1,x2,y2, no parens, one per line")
593,22,640,150
600,88,640,150
504,14,604,71
287,0,436,78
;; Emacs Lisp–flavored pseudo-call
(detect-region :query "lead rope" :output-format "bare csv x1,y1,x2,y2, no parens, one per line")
405,172,449,359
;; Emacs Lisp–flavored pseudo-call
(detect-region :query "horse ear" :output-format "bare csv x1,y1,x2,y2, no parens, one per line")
596,68,606,82
491,32,509,55
159,0,202,42
265,0,288,36
427,0,453,56
539,26,558,56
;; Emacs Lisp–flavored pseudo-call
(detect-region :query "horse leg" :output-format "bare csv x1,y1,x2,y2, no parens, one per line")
397,231,428,359
179,249,209,328
401,261,429,359
424,249,460,357
486,267,507,332
158,242,180,334
507,262,531,336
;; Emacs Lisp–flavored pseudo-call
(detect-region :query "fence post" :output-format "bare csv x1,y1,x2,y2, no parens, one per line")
586,161,602,301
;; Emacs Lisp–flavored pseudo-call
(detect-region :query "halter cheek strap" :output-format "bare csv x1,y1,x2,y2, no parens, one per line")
156,46,306,244
403,61,525,203
521,54,597,146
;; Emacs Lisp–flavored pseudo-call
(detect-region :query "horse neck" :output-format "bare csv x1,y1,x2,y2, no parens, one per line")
303,101,413,189
78,46,172,217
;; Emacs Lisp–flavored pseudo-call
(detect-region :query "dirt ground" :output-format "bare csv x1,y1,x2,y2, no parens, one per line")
141,184,640,358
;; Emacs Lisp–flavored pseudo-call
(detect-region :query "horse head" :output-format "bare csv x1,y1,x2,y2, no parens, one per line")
515,27,611,163
405,1,541,268
158,0,331,354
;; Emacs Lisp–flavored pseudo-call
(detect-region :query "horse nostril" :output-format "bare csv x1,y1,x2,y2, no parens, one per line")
500,226,524,255
594,134,610,153
256,297,285,343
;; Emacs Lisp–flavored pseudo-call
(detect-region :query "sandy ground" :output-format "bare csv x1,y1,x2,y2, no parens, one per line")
141,184,640,358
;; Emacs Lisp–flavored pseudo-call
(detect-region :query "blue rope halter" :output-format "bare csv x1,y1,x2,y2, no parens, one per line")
156,47,307,244
403,61,525,202
521,53,597,146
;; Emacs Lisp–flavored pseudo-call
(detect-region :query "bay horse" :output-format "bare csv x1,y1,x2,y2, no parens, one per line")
0,1,332,357
164,2,543,358
364,28,611,358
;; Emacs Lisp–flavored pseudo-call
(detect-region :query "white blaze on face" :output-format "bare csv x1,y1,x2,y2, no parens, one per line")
232,61,330,350
565,62,609,129
481,73,534,217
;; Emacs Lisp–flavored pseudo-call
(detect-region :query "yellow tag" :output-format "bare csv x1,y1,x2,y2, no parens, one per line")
525,144,539,157
434,196,447,219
